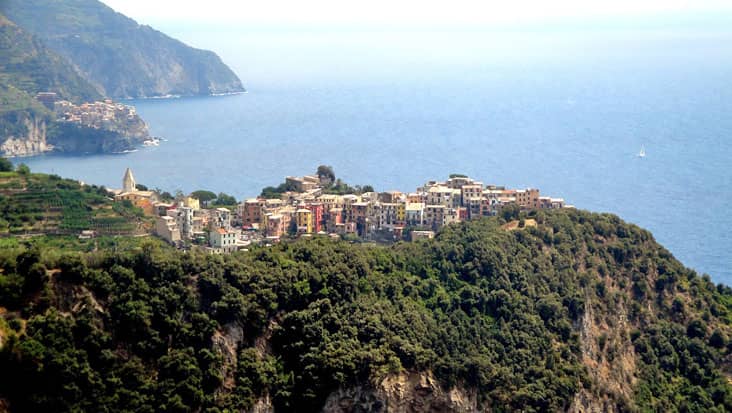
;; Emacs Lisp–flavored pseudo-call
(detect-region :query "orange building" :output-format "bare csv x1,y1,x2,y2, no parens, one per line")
240,199,265,228
516,188,540,209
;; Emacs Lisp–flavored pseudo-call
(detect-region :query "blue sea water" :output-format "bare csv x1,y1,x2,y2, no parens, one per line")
16,28,732,283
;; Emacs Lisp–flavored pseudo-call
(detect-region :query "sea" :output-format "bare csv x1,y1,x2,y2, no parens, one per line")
15,26,732,283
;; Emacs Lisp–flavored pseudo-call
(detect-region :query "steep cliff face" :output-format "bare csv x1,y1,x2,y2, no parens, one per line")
0,105,149,157
0,112,53,157
48,122,141,154
2,0,245,98
567,291,637,412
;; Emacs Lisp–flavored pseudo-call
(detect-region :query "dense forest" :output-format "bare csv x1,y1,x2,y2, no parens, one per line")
0,209,731,412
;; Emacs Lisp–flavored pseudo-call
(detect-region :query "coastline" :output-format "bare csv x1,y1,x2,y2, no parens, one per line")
122,90,247,101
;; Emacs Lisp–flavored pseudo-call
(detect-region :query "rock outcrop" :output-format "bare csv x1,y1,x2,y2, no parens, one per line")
212,322,246,394
0,113,53,157
322,371,479,413
0,100,150,157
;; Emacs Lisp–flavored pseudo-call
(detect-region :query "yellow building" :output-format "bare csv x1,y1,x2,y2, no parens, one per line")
396,202,406,222
114,168,157,215
296,208,313,233
183,196,200,210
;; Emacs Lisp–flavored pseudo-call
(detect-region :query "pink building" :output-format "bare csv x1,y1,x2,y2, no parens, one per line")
305,203,324,233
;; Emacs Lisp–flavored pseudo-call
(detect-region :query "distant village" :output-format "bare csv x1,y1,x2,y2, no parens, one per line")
36,92,149,140
111,167,570,254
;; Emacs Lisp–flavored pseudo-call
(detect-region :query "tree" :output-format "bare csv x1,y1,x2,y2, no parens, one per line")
214,192,237,206
16,163,30,175
709,329,726,348
23,262,49,295
156,190,174,202
317,165,336,186
687,319,707,339
261,186,283,199
361,185,375,193
500,204,520,221
0,157,13,172
135,183,149,191
191,190,217,203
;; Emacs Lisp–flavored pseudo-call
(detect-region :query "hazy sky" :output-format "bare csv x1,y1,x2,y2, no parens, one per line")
101,0,732,27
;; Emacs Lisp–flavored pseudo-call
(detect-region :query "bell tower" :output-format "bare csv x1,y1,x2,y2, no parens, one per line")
122,168,136,192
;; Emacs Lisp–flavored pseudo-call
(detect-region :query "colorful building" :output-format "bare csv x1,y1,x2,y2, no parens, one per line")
296,209,313,234
305,203,324,233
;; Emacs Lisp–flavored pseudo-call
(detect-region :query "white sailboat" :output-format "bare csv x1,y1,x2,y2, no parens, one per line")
638,145,646,158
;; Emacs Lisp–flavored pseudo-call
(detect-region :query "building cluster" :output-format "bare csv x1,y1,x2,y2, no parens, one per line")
154,201,243,254
240,174,568,242
53,99,149,140
111,168,247,254
111,168,569,252
35,92,58,109
55,99,139,128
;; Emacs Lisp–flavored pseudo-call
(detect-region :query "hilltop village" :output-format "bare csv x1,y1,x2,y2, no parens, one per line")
51,96,150,141
111,167,570,254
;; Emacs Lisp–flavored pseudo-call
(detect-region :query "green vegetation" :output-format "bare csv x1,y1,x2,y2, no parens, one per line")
188,190,237,208
0,84,48,115
0,171,143,235
3,0,244,99
260,180,300,198
0,86,51,141
0,209,730,412
321,181,374,195
190,190,217,204
0,13,101,107
0,11,104,154
0,157,13,172
213,192,237,206
261,167,374,198
317,164,335,185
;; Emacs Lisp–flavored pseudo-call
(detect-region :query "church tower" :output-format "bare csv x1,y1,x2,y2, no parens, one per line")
122,168,136,192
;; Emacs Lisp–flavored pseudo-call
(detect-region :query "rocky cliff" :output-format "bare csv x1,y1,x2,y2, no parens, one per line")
0,112,53,157
0,103,149,157
322,371,479,413
2,0,245,98
48,122,143,154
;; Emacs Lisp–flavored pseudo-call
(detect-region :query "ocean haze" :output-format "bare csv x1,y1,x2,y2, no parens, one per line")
17,27,732,283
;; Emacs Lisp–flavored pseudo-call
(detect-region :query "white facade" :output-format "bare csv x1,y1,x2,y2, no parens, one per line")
155,216,181,244
209,228,239,253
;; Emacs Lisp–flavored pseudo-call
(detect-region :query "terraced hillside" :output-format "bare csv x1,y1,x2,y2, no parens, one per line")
0,170,146,235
